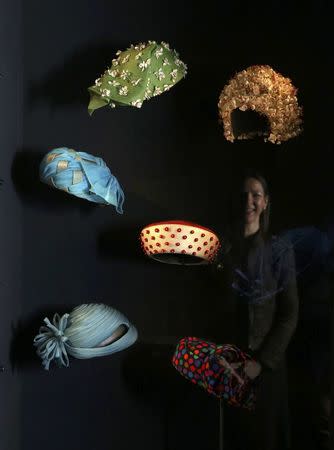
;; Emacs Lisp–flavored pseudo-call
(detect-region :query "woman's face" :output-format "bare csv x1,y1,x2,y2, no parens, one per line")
242,177,268,227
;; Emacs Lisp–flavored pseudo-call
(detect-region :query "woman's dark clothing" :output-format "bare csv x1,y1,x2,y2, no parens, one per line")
288,252,332,449
213,231,299,450
224,360,290,450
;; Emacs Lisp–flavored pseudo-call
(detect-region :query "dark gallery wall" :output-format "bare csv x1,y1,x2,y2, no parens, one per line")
3,1,331,450
0,1,23,449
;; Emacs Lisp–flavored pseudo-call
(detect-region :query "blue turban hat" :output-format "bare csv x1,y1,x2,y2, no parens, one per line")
40,147,125,213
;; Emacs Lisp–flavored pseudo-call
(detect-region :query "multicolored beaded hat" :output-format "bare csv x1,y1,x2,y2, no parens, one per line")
172,337,258,410
218,65,303,144
140,220,221,265
88,41,187,114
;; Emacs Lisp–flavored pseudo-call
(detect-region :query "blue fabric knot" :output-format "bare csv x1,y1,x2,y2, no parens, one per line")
33,313,70,370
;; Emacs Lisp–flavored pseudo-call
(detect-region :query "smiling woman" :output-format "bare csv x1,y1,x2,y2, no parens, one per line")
212,169,299,450
243,176,269,237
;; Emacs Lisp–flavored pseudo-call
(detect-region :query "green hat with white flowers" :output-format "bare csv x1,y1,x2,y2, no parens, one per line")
88,41,187,114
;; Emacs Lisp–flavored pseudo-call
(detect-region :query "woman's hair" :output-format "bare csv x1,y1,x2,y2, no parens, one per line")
229,168,271,238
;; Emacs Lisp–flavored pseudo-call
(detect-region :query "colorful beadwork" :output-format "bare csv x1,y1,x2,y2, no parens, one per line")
172,337,258,410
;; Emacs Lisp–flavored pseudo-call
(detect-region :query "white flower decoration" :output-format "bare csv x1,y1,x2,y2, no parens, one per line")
170,69,178,81
116,50,122,56
107,69,118,77
162,58,170,66
135,43,146,51
153,87,162,96
138,58,151,71
95,78,102,87
101,88,111,97
135,52,143,60
120,70,130,80
144,89,152,100
110,102,116,108
108,80,120,87
154,68,165,81
122,55,130,64
118,86,128,96
163,84,171,91
155,47,163,58
131,78,142,86
131,99,143,108
161,41,170,49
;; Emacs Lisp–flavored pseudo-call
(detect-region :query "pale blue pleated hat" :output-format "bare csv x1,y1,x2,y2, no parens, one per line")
33,303,138,370
40,147,125,213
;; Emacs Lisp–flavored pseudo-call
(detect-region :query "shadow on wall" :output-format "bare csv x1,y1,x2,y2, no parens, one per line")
27,41,128,110
97,224,146,262
97,218,207,262
11,150,97,214
121,342,179,450
121,339,219,450
10,305,69,372
121,339,201,427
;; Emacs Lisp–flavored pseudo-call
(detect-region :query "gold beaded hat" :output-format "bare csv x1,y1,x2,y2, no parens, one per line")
218,65,303,144
140,220,221,265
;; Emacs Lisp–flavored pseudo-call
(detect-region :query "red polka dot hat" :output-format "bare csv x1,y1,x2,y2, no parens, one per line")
140,220,221,265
